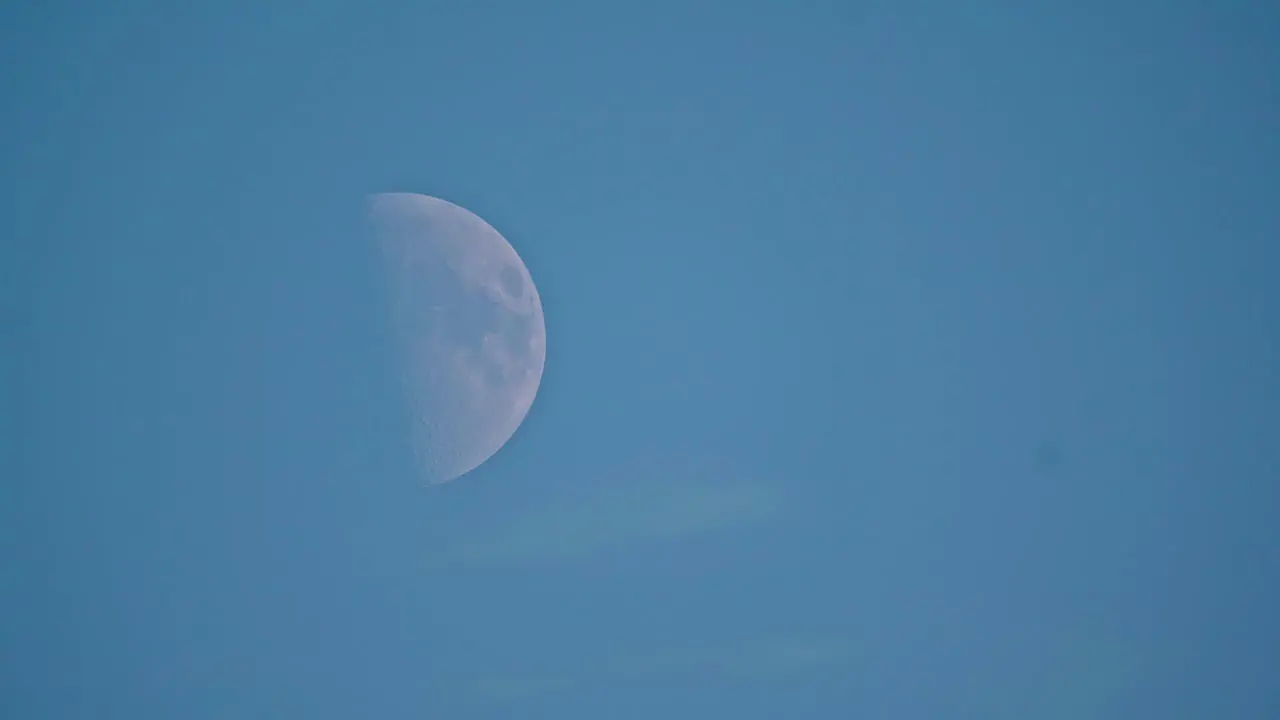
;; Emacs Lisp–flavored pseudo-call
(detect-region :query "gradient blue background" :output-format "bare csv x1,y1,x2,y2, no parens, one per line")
5,2,1278,717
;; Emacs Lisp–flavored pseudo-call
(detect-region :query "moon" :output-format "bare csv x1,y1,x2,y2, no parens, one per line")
369,192,546,485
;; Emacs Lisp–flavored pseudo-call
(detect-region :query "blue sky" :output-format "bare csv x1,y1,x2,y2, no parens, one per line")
5,1,1278,717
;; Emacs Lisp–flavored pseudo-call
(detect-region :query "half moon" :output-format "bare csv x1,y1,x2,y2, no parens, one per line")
369,192,546,485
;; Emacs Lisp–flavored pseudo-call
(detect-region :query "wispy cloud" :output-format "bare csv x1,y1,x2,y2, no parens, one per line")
425,471,782,568
472,633,848,703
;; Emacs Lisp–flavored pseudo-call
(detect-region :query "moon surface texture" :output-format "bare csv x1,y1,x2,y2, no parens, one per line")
370,193,546,485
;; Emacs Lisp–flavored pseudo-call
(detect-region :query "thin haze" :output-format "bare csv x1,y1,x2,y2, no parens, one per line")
4,2,1278,718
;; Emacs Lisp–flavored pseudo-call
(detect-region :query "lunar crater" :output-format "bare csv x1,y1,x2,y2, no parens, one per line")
371,193,546,485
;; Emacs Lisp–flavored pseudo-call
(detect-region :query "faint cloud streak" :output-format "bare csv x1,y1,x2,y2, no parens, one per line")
472,633,848,703
426,473,781,568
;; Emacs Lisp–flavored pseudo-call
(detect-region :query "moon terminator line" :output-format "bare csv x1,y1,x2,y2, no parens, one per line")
370,192,546,485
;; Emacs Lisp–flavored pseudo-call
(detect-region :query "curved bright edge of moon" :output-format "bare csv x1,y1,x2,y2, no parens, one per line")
369,192,546,485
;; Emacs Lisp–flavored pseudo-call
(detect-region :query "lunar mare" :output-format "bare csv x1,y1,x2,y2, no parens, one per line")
370,193,545,485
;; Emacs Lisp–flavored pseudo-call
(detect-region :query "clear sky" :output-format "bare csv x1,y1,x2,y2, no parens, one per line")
5,2,1278,717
